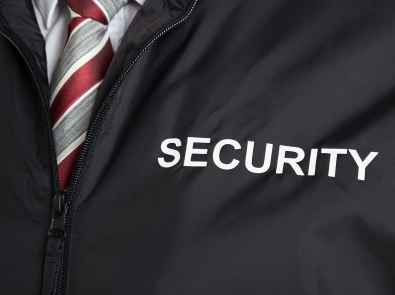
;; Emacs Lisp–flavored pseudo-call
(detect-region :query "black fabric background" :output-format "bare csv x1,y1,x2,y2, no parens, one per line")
0,34,52,294
1,0,395,294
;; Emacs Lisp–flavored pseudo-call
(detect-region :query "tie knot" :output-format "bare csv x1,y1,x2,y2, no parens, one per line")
67,0,127,24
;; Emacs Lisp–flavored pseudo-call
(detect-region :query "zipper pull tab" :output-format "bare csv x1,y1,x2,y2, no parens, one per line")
48,191,69,238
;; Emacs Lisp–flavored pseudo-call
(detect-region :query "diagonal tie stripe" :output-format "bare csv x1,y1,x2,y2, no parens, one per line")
50,0,126,190
68,1,108,24
93,0,124,22
50,40,113,125
57,138,85,189
53,81,102,130
53,81,102,157
50,20,106,96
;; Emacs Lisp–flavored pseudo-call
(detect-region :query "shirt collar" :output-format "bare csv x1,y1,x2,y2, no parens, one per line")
34,0,59,29
34,0,146,29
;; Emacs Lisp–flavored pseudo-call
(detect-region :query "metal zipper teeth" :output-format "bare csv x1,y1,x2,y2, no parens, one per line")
0,28,60,192
56,1,198,294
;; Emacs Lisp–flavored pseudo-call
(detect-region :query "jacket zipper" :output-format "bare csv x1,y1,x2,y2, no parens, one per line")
0,24,66,295
57,1,198,293
0,25,66,295
1,0,198,293
0,29,60,192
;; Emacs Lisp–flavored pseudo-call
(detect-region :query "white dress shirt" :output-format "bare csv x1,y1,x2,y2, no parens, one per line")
32,0,145,83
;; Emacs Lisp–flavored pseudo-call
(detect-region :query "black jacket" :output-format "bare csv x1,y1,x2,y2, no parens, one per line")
1,0,395,294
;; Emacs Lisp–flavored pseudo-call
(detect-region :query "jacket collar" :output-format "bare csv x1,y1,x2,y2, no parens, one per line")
34,0,147,29
0,0,193,103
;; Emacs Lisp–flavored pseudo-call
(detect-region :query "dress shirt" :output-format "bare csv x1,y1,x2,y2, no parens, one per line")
32,0,145,83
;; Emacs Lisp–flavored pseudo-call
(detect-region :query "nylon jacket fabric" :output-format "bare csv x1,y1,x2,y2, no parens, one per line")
1,0,395,294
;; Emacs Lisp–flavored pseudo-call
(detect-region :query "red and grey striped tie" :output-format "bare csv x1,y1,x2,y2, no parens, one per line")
50,0,125,190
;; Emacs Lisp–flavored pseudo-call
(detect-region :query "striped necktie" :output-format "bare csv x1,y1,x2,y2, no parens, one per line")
50,0,126,190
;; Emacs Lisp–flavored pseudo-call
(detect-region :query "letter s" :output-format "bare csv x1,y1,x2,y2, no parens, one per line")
158,138,182,168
